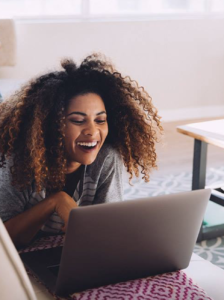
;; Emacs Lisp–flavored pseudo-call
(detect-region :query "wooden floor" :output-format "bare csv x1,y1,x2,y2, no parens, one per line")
154,117,224,178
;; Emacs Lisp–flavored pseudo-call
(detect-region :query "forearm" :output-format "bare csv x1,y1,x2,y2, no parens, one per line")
4,196,56,248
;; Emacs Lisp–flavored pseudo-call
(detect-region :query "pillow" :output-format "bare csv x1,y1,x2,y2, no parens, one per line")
0,219,37,300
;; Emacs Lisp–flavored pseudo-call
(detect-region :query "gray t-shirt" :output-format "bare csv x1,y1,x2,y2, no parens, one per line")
0,143,123,232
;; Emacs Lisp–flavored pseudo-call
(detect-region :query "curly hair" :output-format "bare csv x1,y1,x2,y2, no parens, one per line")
0,53,163,193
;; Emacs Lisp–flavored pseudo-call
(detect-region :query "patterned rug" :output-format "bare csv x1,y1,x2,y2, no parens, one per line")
20,236,213,300
123,166,224,270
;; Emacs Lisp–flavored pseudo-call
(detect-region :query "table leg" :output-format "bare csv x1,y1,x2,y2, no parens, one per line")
192,140,224,241
192,139,208,191
192,140,208,242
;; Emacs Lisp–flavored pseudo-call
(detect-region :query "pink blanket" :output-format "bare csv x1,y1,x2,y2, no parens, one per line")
19,235,213,300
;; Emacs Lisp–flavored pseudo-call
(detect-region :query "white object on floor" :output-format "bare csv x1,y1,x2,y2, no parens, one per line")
0,219,37,300
185,253,224,300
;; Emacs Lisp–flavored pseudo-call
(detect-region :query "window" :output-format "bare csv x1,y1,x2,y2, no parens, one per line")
89,0,205,15
0,0,82,18
1,0,224,20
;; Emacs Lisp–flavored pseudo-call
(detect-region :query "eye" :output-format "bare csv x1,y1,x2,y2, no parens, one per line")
95,116,107,124
70,119,84,124
96,120,106,124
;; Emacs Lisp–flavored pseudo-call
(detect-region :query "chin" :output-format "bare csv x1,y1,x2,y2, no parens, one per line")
77,156,97,166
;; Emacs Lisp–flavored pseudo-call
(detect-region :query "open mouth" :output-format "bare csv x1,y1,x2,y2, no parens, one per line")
76,141,99,152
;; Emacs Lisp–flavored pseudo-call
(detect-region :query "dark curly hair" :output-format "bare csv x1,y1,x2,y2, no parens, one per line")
0,53,163,193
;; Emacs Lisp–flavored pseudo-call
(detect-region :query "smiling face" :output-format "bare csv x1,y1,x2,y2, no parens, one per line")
64,93,108,173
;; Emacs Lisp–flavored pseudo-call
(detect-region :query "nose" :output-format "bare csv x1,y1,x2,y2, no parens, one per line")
82,121,98,137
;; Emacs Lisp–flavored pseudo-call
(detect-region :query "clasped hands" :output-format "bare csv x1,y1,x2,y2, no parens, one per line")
48,191,78,232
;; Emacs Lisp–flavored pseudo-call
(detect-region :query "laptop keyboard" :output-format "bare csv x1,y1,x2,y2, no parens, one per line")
20,246,63,270
45,247,63,265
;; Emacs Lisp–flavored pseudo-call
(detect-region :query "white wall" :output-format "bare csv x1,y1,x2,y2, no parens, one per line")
1,18,224,120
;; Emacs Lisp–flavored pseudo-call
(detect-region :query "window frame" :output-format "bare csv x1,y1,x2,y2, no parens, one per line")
1,0,224,22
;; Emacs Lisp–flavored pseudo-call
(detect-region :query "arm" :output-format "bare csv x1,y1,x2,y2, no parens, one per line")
4,191,77,248
0,162,78,248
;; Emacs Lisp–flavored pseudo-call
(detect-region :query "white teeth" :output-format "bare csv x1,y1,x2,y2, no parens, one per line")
77,142,97,147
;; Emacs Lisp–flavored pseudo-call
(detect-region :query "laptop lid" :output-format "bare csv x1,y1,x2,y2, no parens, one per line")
55,188,210,295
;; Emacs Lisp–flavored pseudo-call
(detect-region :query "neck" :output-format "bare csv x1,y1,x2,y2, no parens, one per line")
66,162,81,174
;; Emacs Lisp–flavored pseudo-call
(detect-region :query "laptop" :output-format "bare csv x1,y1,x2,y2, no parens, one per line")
20,189,211,296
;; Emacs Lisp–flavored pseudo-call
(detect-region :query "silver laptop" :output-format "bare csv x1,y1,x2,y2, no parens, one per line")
20,189,210,296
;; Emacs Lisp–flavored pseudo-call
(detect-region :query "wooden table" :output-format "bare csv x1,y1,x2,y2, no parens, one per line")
177,119,224,242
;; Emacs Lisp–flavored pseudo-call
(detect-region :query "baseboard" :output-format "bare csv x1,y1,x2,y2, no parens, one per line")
160,105,224,122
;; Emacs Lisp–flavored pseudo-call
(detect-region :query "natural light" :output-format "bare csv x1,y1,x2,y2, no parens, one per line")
1,0,224,19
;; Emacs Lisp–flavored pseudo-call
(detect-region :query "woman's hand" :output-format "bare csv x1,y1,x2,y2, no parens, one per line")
49,191,78,231
4,191,77,248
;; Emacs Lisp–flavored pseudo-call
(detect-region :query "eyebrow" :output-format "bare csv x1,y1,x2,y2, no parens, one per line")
67,111,107,117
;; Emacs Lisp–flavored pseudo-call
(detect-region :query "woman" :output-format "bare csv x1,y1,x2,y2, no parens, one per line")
0,54,162,247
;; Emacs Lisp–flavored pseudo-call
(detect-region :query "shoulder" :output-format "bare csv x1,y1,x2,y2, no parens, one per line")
0,156,13,181
0,155,32,197
93,143,122,166
86,143,123,178
0,156,31,222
